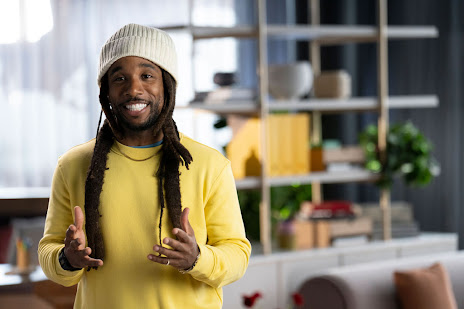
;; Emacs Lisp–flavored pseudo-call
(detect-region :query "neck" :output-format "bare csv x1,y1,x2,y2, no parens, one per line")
118,130,164,147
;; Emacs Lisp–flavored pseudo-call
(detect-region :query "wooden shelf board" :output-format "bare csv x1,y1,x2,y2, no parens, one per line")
187,101,258,114
184,95,438,114
267,25,438,44
235,169,379,190
159,25,257,39
270,95,439,112
159,25,438,43
0,187,50,199
388,95,439,108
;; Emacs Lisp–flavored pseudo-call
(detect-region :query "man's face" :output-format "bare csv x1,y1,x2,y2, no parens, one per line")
107,56,164,133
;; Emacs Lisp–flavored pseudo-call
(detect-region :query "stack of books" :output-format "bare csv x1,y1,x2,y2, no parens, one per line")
193,87,256,104
360,201,420,239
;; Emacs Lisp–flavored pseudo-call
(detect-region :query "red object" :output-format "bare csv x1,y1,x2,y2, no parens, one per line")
242,292,262,308
310,200,354,219
292,292,304,306
0,225,12,263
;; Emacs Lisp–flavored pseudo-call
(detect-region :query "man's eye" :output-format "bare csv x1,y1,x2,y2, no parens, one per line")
114,76,125,81
143,74,153,79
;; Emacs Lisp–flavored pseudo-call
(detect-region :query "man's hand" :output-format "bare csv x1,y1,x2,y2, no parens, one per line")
148,207,199,271
63,206,103,269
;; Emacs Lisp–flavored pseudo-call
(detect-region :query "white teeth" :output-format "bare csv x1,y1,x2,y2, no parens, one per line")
125,103,147,112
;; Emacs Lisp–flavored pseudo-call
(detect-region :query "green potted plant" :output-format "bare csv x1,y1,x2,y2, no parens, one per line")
359,121,440,189
238,184,312,242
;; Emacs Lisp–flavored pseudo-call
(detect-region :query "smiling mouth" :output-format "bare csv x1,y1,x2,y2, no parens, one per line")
125,103,148,112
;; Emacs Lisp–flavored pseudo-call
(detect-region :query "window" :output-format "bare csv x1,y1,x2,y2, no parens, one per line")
0,0,237,189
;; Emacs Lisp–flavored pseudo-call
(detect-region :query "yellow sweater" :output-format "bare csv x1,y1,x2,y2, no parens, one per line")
38,134,251,309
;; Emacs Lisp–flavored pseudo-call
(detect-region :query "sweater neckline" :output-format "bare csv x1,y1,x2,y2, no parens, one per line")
111,133,184,161
112,140,161,161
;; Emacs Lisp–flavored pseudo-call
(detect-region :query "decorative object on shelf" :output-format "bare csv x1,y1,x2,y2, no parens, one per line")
6,236,35,275
213,72,236,86
309,144,325,172
313,70,352,99
193,87,256,104
359,121,439,189
290,200,370,248
16,237,31,270
276,200,366,250
324,145,365,164
268,61,313,100
314,217,373,248
227,113,310,179
323,144,366,172
277,219,314,250
307,200,357,220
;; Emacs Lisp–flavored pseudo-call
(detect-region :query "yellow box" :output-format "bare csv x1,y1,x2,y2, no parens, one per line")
227,113,310,179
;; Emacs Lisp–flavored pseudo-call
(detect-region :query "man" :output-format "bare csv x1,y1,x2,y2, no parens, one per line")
39,23,251,308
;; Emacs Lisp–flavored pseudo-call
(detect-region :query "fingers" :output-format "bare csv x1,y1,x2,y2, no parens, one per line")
152,244,184,260
76,255,103,268
180,208,193,235
84,257,104,268
65,246,103,268
172,229,191,244
65,225,76,246
63,206,99,269
148,207,198,269
78,247,103,268
147,247,195,270
149,236,199,270
147,254,171,267
69,238,82,250
73,206,84,231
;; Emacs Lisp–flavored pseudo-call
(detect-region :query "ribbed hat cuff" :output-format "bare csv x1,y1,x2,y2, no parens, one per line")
97,25,178,86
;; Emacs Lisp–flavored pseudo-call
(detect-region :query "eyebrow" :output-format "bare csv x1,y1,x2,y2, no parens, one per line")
139,62,158,71
108,62,159,77
108,66,122,77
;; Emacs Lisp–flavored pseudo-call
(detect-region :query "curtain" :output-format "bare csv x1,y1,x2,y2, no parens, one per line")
0,0,236,189
387,0,464,248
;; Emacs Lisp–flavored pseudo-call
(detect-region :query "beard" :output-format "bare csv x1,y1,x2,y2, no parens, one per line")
114,98,163,133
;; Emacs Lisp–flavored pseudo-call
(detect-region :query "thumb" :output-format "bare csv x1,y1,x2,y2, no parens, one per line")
180,207,193,235
74,206,84,231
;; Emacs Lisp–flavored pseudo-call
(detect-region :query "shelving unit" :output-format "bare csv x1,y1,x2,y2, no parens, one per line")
235,168,379,190
166,0,439,255
160,24,438,42
185,95,438,115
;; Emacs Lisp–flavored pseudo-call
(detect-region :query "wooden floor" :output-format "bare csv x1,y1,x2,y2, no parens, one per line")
0,280,76,309
0,294,54,309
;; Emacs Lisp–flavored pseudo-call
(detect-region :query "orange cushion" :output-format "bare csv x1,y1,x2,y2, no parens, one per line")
394,262,457,309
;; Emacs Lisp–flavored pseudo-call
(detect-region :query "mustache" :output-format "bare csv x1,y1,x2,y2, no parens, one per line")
121,97,151,105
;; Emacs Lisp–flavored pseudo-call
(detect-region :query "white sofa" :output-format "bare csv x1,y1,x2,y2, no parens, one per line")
298,251,464,309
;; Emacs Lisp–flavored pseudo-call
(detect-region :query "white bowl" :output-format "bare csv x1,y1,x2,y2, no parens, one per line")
268,61,313,100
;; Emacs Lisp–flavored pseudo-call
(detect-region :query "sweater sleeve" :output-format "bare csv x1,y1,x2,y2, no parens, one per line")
188,162,251,288
38,161,84,286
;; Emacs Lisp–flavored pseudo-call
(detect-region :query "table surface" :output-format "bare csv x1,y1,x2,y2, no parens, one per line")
0,264,47,287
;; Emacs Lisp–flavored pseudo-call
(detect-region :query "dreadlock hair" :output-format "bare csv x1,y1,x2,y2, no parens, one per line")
84,69,192,269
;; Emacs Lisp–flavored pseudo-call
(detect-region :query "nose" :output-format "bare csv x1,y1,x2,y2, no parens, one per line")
125,78,143,97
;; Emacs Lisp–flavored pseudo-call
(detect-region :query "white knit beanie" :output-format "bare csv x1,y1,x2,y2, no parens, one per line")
98,23,178,86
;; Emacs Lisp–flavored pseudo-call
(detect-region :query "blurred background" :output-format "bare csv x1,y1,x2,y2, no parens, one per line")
0,0,463,307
